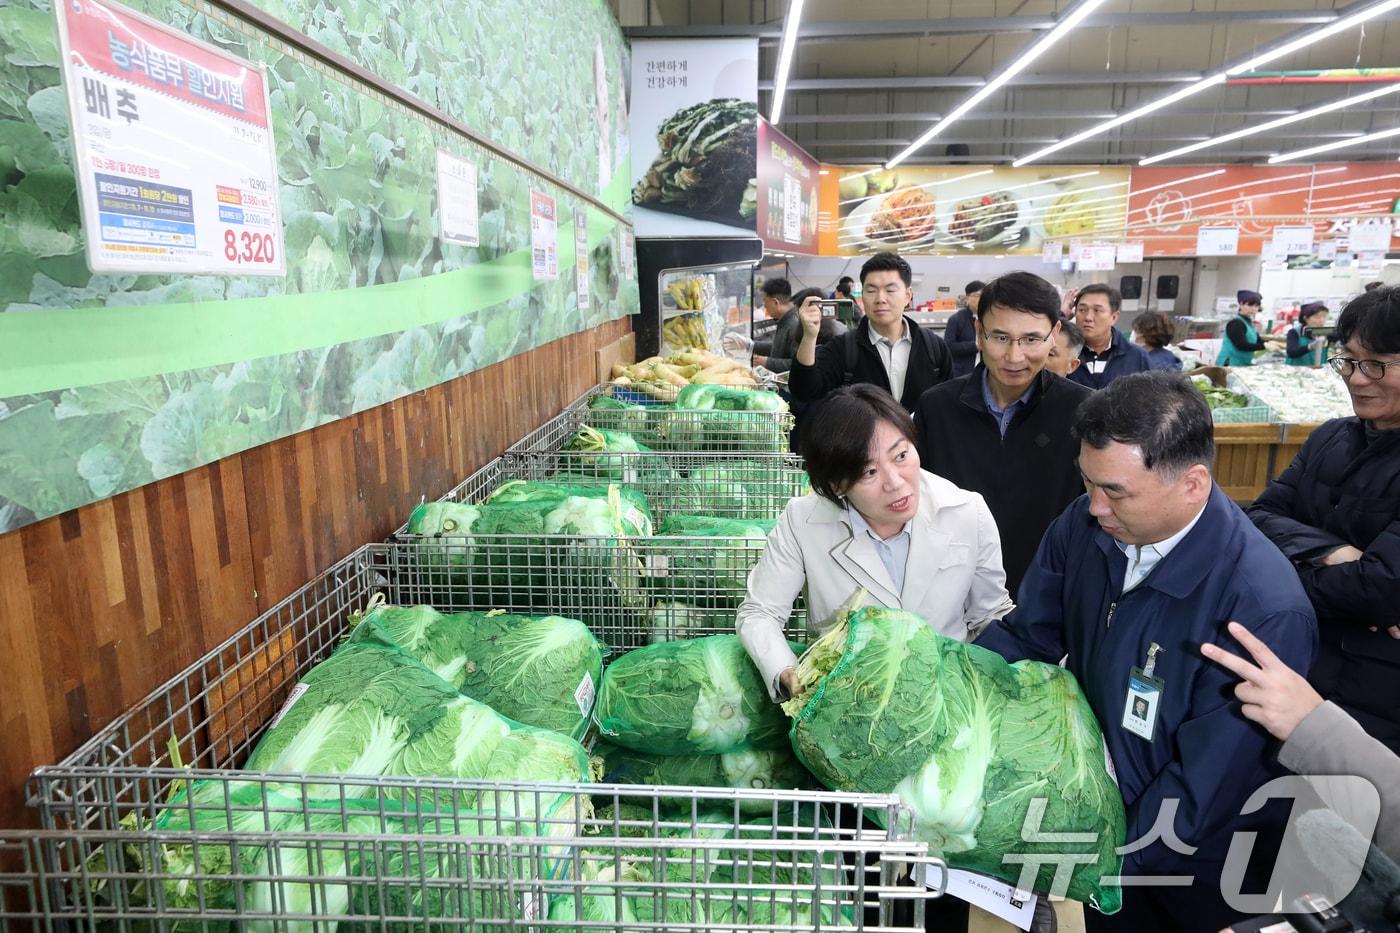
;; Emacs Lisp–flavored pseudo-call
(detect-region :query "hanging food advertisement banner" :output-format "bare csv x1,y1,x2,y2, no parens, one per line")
436,149,480,247
530,190,558,280
574,207,590,310
820,164,1129,257
629,38,758,237
55,0,285,275
755,120,819,254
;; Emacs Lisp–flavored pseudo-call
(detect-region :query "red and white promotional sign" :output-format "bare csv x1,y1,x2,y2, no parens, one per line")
56,0,284,275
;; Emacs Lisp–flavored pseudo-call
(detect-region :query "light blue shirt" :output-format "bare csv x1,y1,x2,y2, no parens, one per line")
980,370,1036,438
1114,505,1207,593
847,505,912,595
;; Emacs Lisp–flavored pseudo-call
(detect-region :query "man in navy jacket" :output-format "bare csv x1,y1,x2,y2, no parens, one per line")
1068,283,1150,390
977,371,1317,932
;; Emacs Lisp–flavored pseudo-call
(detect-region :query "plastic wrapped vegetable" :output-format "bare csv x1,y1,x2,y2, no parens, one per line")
783,603,1125,911
563,426,675,485
647,600,727,644
594,635,794,755
586,393,655,438
668,462,806,520
647,515,773,608
674,384,788,413
596,742,815,799
350,605,604,740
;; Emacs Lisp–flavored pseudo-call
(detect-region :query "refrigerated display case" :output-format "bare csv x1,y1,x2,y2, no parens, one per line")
634,238,763,358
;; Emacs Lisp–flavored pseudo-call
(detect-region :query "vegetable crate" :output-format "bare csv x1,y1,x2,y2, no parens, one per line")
502,384,795,454
1215,374,1278,424
18,550,941,930
501,450,808,523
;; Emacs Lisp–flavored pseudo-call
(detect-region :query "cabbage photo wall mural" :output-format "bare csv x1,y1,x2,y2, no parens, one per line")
0,0,638,534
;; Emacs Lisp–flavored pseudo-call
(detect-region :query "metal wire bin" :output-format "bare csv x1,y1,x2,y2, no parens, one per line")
502,384,795,455
20,546,938,930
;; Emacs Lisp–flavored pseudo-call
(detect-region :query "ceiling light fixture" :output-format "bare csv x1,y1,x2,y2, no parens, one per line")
769,0,808,125
1015,0,1400,166
886,0,1108,169
1140,84,1400,165
1269,124,1400,163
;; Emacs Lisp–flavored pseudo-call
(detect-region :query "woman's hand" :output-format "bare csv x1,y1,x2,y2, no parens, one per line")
1200,621,1323,741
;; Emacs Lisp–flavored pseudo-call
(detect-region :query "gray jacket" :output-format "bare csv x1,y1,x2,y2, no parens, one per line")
1280,700,1400,861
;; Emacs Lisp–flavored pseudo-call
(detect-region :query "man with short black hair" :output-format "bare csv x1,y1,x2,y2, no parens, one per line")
790,251,953,412
1069,283,1150,389
913,271,1091,594
943,280,984,378
1046,320,1085,378
753,277,799,371
977,371,1318,932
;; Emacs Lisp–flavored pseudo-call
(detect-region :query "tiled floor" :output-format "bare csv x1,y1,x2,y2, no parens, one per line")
967,899,1087,933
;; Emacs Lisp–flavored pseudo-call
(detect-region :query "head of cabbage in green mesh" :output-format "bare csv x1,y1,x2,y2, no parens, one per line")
782,603,1126,912
563,426,675,485
483,480,653,536
674,383,789,413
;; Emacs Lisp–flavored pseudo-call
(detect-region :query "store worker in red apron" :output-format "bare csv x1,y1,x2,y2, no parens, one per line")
1217,290,1269,367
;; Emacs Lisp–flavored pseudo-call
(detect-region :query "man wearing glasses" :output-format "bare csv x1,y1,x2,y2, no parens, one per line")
913,271,1090,595
790,251,953,413
1250,285,1400,752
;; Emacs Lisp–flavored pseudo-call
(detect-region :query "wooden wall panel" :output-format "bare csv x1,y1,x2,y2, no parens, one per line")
0,317,630,830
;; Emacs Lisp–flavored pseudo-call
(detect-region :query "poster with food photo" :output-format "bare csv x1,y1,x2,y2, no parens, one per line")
827,165,1130,257
629,39,759,237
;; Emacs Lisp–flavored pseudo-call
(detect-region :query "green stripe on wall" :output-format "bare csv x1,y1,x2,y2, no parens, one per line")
0,198,629,398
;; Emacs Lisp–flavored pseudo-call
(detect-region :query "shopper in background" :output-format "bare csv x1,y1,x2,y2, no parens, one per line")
752,277,798,370
943,280,984,378
913,271,1091,595
834,275,855,300
1132,311,1183,371
1249,285,1400,753
1216,289,1272,367
1285,301,1329,367
1045,319,1085,378
977,371,1318,932
1067,284,1150,389
789,251,953,412
759,287,821,375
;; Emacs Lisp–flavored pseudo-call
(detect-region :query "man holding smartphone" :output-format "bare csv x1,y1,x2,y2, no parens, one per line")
789,252,953,412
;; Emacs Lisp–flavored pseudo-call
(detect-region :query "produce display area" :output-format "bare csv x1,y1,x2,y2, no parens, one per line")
1196,365,1350,502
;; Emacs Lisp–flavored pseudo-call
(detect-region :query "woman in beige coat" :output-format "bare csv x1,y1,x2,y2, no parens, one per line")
737,383,1014,702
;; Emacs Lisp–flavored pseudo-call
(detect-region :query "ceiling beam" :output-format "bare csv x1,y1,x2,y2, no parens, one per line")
622,10,1341,42
778,109,1317,124
802,132,1369,147
764,73,1203,92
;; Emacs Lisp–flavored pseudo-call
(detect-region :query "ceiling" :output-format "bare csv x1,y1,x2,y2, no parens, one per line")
610,0,1400,166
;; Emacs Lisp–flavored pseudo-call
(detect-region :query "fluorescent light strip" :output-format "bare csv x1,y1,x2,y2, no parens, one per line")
769,0,807,125
1141,84,1400,165
886,0,1109,168
1016,0,1400,166
1270,125,1400,163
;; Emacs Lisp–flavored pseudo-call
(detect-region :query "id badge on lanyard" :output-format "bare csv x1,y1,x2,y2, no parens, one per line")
1122,642,1164,741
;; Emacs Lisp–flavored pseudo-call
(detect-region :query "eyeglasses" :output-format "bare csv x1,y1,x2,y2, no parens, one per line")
983,333,1053,350
1328,357,1400,380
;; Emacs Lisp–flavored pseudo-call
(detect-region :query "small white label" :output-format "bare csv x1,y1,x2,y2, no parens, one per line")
574,672,596,716
267,683,309,731
1260,923,1298,933
936,868,1038,931
521,891,542,922
622,465,640,485
1101,736,1119,787
622,505,651,536
646,553,670,577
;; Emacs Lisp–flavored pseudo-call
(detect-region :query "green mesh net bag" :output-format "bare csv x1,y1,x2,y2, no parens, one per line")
644,515,773,610
783,602,1126,913
563,426,675,485
593,635,797,756
595,742,816,802
666,462,807,521
350,605,604,740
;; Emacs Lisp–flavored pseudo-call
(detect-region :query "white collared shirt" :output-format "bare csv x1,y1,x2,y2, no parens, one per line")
1115,504,1207,593
846,504,913,596
868,317,913,402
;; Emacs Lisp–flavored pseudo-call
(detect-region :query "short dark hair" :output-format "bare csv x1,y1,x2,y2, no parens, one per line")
1299,301,1329,322
1060,320,1086,354
1365,280,1384,292
834,278,854,298
801,384,916,503
1334,285,1400,355
965,280,986,296
791,286,824,308
1076,283,1121,313
1133,311,1174,350
1074,371,1215,475
976,271,1062,325
761,277,792,301
860,251,912,288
